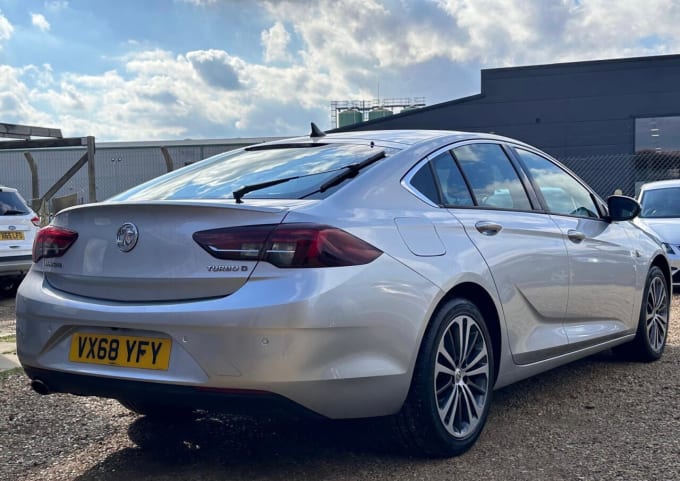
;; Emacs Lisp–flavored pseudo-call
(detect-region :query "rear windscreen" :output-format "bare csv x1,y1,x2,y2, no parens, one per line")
111,143,394,202
0,192,29,215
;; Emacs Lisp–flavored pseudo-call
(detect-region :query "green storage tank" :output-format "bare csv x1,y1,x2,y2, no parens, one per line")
338,109,363,128
368,107,393,121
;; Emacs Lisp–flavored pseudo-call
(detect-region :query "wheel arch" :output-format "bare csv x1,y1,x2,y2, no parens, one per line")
651,254,672,293
432,282,502,383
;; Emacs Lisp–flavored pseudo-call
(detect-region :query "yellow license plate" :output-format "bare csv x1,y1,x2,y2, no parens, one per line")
0,231,24,241
69,333,172,370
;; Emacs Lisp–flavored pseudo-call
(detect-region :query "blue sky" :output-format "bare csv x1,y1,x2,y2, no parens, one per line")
0,0,677,141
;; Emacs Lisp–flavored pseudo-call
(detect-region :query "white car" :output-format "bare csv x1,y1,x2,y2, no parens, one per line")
0,186,39,295
637,179,680,288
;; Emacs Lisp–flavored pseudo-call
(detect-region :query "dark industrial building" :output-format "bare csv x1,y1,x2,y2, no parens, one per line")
336,54,680,197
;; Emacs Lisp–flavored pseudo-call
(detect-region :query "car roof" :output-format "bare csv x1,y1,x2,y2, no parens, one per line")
639,179,680,191
0,185,18,193
260,129,532,148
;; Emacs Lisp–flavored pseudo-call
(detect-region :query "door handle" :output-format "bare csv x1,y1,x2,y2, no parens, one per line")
567,229,586,243
475,221,503,236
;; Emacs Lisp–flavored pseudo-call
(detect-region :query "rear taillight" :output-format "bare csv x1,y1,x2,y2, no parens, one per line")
31,216,40,227
32,226,79,262
193,223,382,268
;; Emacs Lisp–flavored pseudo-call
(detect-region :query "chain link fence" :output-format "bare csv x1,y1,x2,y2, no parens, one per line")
560,151,680,199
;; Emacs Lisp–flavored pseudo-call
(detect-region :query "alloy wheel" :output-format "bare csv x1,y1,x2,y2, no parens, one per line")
646,276,669,352
434,314,490,438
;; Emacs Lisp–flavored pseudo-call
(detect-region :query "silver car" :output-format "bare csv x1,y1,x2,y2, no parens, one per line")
16,128,671,457
636,179,680,288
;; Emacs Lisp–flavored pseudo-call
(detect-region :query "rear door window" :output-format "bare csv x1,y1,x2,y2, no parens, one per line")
431,152,474,206
453,143,532,210
406,152,474,207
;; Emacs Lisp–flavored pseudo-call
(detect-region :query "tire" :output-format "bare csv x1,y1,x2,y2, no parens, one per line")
614,266,670,362
119,399,195,420
0,280,18,298
393,298,495,457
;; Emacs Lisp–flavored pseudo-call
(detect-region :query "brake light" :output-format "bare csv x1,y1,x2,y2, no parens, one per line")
32,226,79,262
193,223,382,268
31,216,40,227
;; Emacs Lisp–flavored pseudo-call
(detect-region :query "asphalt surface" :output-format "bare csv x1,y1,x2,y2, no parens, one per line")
1,292,679,481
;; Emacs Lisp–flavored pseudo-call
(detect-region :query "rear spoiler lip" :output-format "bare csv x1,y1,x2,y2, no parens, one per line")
55,198,319,216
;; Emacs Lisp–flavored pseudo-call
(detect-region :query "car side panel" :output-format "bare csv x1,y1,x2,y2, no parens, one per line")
450,209,570,364
622,221,671,320
549,216,638,342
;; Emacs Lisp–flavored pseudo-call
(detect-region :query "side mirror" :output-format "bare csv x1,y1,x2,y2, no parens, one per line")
606,195,641,222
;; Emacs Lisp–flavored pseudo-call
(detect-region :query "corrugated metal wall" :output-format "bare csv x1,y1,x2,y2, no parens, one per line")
3,141,679,208
0,142,256,208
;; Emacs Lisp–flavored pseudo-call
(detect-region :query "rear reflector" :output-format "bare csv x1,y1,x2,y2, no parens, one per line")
193,223,382,268
33,226,79,262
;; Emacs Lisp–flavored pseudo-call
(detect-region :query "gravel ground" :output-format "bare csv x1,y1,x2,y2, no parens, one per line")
1,294,679,481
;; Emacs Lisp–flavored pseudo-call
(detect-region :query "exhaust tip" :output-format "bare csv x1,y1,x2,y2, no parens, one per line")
30,379,50,395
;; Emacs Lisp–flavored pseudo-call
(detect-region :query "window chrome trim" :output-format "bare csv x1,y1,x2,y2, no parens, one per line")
402,139,545,211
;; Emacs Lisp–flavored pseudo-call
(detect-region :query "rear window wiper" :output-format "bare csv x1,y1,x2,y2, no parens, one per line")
233,175,306,204
232,150,386,203
318,150,386,193
1,209,28,215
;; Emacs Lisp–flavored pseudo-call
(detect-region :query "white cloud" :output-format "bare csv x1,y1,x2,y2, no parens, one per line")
264,0,680,69
45,1,69,13
21,63,55,89
31,13,51,32
0,65,54,126
6,1,680,140
186,49,244,90
0,11,14,44
261,22,291,63
176,0,217,5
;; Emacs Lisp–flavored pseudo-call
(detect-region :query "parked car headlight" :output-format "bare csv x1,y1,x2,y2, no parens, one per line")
662,242,674,255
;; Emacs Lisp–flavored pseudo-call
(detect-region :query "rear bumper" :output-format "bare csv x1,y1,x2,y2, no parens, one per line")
16,257,440,419
23,366,322,418
0,255,32,278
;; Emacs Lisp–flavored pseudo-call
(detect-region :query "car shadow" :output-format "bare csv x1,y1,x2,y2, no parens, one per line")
127,412,400,459
74,413,415,481
72,343,680,480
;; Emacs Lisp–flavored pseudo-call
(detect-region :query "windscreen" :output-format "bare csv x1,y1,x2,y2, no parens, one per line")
111,143,392,202
639,187,680,218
